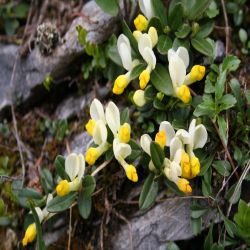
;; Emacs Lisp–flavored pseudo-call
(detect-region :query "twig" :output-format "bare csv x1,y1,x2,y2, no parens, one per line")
91,160,111,177
220,0,230,55
67,207,72,250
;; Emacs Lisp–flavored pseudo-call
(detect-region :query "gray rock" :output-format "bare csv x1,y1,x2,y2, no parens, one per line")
0,0,119,112
112,199,217,250
66,132,92,155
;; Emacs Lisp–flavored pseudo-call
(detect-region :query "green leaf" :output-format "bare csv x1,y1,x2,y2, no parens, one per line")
245,89,250,105
152,0,168,25
229,78,242,109
193,95,215,117
184,0,211,20
148,17,163,34
95,0,119,16
41,168,54,194
220,211,237,238
191,36,214,57
150,142,165,170
196,20,214,38
226,183,241,205
78,191,92,219
167,242,180,250
157,35,172,55
139,173,159,210
151,64,174,95
222,55,241,72
106,35,122,66
218,94,237,112
215,70,227,101
204,224,213,250
29,201,46,250
191,217,202,235
18,188,43,200
175,23,191,38
212,160,231,176
54,155,69,181
47,192,77,213
217,116,228,145
120,107,130,124
202,168,212,197
199,154,215,176
82,175,96,197
168,3,183,31
191,204,208,219
206,1,219,18
13,3,29,18
126,139,141,162
4,19,19,36
130,63,146,80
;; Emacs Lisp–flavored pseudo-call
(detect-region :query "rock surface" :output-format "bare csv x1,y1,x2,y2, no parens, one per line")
0,0,119,113
112,199,216,250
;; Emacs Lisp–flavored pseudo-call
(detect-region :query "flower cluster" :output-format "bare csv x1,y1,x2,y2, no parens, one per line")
141,119,207,193
113,0,206,106
85,99,138,182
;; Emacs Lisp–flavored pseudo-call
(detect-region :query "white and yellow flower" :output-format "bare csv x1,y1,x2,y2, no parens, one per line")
105,101,138,182
136,28,158,89
56,153,85,196
133,89,146,107
168,46,206,103
85,98,106,136
134,0,154,31
22,194,53,246
113,35,139,95
175,119,208,179
140,130,192,193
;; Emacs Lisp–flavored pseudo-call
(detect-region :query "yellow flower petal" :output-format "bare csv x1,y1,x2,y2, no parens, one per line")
134,14,148,31
126,165,138,182
118,123,131,143
177,85,191,103
85,147,99,165
85,119,96,136
190,65,206,82
139,69,150,89
190,156,200,178
177,178,192,193
180,152,191,179
56,180,70,197
22,223,37,246
155,130,167,149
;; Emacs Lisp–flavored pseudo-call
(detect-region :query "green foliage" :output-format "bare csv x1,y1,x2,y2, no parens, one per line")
95,0,119,16
139,173,159,210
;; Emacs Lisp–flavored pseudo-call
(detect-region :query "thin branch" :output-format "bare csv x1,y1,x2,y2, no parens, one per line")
91,160,111,177
67,207,72,250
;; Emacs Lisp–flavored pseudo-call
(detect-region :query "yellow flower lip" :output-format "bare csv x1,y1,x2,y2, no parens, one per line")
85,119,96,136
155,130,166,149
190,65,206,81
113,75,129,95
177,85,191,104
134,14,148,32
126,165,138,182
139,69,150,89
56,180,70,197
118,123,131,143
177,178,192,193
22,223,37,246
86,147,99,165
190,156,200,178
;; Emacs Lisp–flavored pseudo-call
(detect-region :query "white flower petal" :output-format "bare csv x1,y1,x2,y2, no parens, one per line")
35,207,44,222
90,99,105,122
168,48,176,62
159,121,175,146
118,35,133,71
138,34,152,56
65,153,80,181
139,0,154,19
193,124,208,149
176,47,189,69
113,138,131,160
169,161,182,182
173,148,182,164
46,193,53,205
105,102,120,135
93,120,107,145
77,154,85,180
170,137,182,161
169,55,186,87
142,47,156,69
140,134,152,155
176,129,191,144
